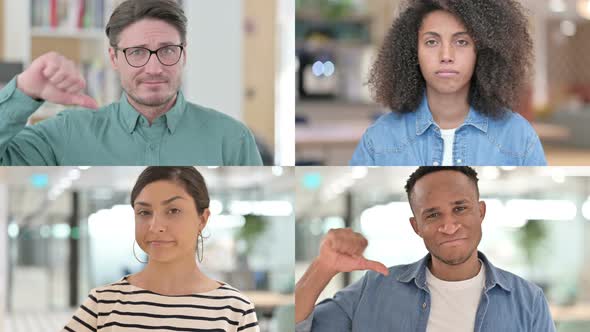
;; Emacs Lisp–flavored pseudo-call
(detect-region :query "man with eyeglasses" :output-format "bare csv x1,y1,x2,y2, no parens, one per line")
0,0,263,166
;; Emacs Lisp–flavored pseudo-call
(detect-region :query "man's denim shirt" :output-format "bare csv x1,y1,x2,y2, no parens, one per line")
296,252,556,332
350,95,547,166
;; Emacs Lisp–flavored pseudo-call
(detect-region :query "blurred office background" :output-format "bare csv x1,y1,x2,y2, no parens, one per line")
0,166,295,332
0,0,295,165
296,0,590,165
296,166,590,331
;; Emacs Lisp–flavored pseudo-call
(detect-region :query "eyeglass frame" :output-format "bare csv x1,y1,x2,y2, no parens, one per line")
113,44,185,68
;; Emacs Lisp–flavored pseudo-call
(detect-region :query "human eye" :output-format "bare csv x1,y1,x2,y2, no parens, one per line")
160,46,177,55
128,48,146,56
168,208,181,215
426,212,440,219
136,209,151,216
456,39,470,47
425,39,438,47
454,206,467,213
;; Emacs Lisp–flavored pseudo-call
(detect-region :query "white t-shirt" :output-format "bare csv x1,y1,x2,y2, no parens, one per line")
440,128,456,166
425,261,486,332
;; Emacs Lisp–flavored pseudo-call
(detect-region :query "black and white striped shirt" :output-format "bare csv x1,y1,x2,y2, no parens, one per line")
62,277,259,332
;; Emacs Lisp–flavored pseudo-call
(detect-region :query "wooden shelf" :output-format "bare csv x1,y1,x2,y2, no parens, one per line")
31,27,105,40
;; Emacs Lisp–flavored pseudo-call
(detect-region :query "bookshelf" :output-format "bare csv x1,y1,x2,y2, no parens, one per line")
0,0,121,120
30,27,105,39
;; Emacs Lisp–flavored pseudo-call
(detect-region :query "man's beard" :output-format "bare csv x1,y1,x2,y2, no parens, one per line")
123,74,181,107
127,88,177,107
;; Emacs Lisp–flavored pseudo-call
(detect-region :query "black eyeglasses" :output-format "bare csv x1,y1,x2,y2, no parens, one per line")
115,44,185,68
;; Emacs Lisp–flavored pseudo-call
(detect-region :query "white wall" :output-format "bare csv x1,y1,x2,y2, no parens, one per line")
276,0,295,165
3,0,30,63
183,1,243,121
0,184,7,332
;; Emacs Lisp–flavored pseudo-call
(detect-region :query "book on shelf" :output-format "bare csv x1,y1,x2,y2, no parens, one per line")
80,61,121,107
31,0,108,30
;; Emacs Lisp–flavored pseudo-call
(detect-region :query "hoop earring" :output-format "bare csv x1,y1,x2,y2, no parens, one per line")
197,233,204,263
133,240,147,264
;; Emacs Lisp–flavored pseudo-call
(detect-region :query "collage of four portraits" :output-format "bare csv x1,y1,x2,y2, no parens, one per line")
1,0,590,331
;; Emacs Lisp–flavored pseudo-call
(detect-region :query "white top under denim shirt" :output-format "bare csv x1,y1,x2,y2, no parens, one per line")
350,94,547,166
295,252,556,332
440,128,457,166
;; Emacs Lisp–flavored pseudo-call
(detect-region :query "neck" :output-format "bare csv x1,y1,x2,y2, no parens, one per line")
135,254,215,295
428,251,481,281
426,86,470,129
127,93,178,125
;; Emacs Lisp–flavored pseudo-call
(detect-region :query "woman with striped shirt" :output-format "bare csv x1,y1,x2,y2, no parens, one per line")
63,167,259,331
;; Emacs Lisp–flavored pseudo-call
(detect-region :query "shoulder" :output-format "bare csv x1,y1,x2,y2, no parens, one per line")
362,111,414,140
368,111,412,131
486,111,544,155
213,283,256,310
88,277,133,298
487,110,537,137
491,265,545,297
185,102,252,135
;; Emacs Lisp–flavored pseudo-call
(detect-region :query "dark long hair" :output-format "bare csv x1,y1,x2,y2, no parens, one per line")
369,0,533,118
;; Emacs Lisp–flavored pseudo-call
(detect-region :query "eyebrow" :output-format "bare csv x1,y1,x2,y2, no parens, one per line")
134,196,185,207
421,200,470,216
422,31,470,38
123,42,179,49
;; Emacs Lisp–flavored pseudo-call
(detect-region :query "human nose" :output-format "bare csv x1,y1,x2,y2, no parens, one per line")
437,216,461,235
148,214,166,233
143,52,164,74
440,42,454,64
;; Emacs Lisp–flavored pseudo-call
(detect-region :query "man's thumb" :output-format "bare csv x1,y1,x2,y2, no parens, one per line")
71,94,99,109
360,257,390,276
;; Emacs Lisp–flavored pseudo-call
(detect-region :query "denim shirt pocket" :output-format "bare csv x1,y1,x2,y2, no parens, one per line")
465,131,522,165
466,112,547,166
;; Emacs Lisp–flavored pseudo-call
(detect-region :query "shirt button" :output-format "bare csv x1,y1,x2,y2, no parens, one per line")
432,161,440,166
456,159,462,164
422,302,427,309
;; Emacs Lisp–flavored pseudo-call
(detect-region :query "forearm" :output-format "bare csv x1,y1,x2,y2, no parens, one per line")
0,77,46,164
295,259,338,323
0,77,43,122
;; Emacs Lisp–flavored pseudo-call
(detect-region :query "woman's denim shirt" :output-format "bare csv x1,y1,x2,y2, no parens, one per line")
350,95,547,166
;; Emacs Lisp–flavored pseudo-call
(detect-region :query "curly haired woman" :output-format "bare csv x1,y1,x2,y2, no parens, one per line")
350,0,546,166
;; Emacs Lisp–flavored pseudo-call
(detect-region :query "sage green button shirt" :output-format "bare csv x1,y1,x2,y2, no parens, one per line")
0,77,263,165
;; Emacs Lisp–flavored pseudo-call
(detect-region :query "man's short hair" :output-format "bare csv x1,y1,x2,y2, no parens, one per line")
405,167,480,203
105,0,187,48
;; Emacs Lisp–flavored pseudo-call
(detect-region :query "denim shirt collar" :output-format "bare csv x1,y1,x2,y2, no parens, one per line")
119,90,187,135
415,93,489,135
396,251,512,294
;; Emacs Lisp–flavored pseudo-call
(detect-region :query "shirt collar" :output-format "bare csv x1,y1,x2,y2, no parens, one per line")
414,93,489,135
119,90,187,134
396,251,512,293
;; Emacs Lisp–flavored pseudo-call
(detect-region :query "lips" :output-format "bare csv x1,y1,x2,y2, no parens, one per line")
148,240,175,247
435,70,459,77
440,237,467,246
